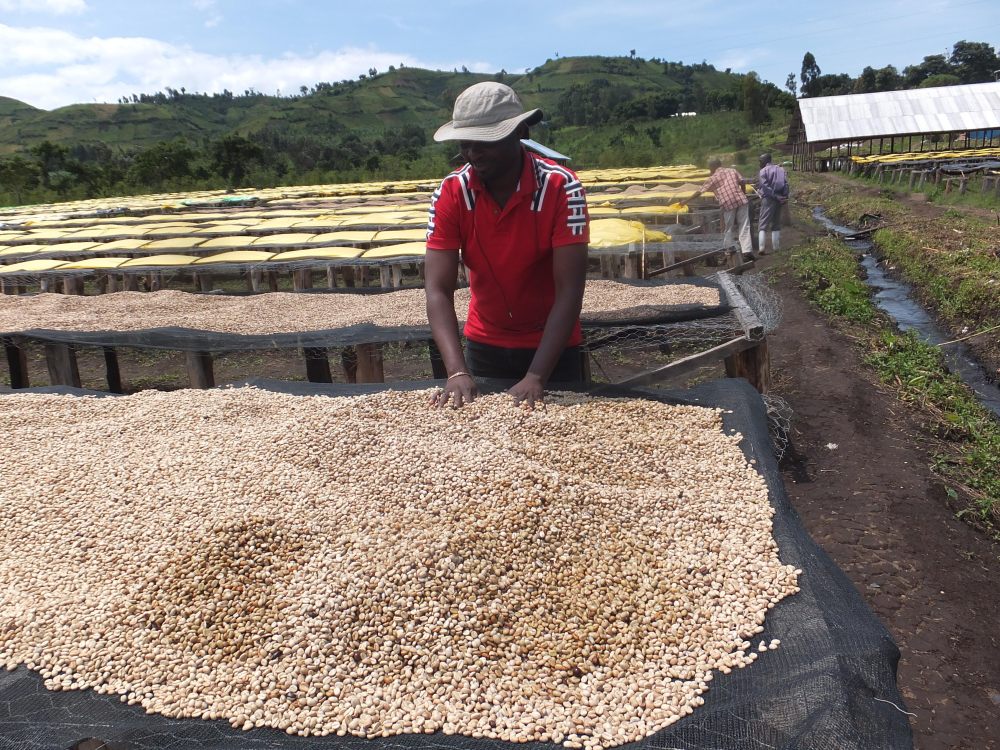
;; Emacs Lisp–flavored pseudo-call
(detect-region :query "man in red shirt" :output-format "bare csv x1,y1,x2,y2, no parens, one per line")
425,82,590,409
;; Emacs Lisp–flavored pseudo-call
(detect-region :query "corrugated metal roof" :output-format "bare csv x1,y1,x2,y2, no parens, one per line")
521,138,571,162
798,81,1000,143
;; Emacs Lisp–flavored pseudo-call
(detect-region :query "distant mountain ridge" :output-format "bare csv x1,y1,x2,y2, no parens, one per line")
0,56,778,155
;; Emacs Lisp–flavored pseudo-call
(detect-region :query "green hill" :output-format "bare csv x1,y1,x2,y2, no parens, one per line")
0,57,783,155
0,56,793,205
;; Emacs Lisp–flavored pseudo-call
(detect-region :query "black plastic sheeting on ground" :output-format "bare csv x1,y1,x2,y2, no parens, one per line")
0,378,912,750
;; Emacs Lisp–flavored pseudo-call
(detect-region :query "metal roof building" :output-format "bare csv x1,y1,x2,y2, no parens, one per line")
789,81,1000,170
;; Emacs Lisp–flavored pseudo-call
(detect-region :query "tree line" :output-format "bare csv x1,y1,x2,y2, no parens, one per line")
0,125,432,205
793,40,1000,98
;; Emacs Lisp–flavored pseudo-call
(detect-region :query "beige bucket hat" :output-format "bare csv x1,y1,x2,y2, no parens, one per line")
433,82,542,143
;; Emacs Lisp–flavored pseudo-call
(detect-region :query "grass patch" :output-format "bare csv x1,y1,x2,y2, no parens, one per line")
790,232,1000,533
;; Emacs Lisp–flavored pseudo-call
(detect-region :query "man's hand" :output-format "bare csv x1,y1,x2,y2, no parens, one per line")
431,373,478,409
508,373,545,410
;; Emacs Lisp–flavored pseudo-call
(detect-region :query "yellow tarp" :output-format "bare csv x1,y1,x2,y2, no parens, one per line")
269,248,365,262
361,242,426,259
589,219,670,249
374,228,427,242
250,233,318,247
307,231,377,244
120,255,199,268
199,236,256,249
0,259,68,273
58,257,131,270
192,250,276,264
141,237,207,251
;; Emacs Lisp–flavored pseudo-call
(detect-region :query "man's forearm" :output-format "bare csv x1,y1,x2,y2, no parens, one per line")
426,290,467,374
527,291,583,383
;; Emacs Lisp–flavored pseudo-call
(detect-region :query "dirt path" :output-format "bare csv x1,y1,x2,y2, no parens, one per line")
756,229,1000,749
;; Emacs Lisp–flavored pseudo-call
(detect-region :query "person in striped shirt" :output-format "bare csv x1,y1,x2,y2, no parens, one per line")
425,82,590,409
685,158,753,260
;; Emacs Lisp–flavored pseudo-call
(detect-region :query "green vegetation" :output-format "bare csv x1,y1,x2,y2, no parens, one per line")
797,39,1000,97
790,232,1000,533
0,55,793,207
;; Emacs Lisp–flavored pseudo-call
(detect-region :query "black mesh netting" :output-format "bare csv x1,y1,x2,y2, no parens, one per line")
0,378,911,750
0,279,729,354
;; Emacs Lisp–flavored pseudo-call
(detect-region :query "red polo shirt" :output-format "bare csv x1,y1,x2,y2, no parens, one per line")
426,149,589,349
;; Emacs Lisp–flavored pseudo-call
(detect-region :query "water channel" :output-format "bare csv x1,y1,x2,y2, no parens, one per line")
813,207,1000,418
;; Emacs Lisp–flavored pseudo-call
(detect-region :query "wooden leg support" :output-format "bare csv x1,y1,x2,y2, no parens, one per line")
45,343,81,388
4,338,29,389
185,351,215,389
355,343,385,383
340,347,358,383
303,347,333,383
724,339,770,393
103,347,123,393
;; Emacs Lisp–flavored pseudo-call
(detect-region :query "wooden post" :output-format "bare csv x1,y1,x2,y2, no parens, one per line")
103,347,123,393
391,263,404,288
107,274,120,293
267,271,279,292
4,338,29,389
724,339,770,393
378,265,392,288
623,252,641,279
196,273,214,293
341,266,357,288
340,347,358,383
302,347,333,382
40,277,54,293
185,351,215,389
62,276,85,295
250,269,264,292
44,343,81,387
149,273,164,292
123,274,140,292
326,266,338,289
293,269,313,291
355,343,385,383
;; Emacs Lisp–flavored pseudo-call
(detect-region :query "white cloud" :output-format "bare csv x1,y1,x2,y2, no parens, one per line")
0,0,87,13
0,24,488,109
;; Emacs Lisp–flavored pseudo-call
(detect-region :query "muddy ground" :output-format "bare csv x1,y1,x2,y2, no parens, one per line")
758,216,1000,750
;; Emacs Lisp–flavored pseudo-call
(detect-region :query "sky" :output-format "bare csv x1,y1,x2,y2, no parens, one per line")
1,0,999,111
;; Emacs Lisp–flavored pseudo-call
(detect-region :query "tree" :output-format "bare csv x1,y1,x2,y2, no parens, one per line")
29,141,69,188
742,72,769,125
800,52,821,96
854,66,878,94
949,40,999,83
874,65,901,92
129,139,195,189
211,134,264,187
785,73,797,97
0,156,39,203
903,54,950,87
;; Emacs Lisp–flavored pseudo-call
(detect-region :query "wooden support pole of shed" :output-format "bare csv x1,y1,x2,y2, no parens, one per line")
391,263,404,288
267,271,279,292
107,274,120,293
40,277,54,293
303,347,333,382
326,266,338,289
196,273,214,293
149,273,163,292
250,269,264,292
341,266,357,288
379,265,392,288
4,338,29,389
103,346,123,393
45,343,81,388
123,274,140,292
185,351,215,389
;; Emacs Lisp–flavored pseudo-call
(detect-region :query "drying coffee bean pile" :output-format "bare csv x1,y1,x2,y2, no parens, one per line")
0,281,719,335
0,388,797,749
